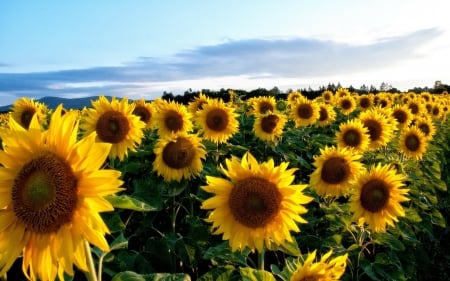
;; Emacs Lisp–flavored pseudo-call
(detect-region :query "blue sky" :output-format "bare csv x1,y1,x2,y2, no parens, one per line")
1,0,449,106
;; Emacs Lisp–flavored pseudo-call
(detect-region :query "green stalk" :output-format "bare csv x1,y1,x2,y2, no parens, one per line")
84,240,98,281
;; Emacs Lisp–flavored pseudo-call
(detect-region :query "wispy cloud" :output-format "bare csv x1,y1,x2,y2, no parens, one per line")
0,28,442,105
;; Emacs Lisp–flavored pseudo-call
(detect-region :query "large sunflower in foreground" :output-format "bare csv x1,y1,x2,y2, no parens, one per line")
285,250,348,281
195,98,239,143
153,100,193,137
253,112,287,142
11,97,48,129
201,152,313,252
399,126,428,161
81,96,145,161
0,105,123,281
335,118,370,153
309,146,364,197
153,133,206,182
350,164,409,232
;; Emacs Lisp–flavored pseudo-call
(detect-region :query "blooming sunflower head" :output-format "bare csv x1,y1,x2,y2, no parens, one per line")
187,92,210,114
317,103,337,126
309,146,364,197
153,100,193,137
0,105,124,281
357,94,374,111
290,97,320,127
358,109,395,150
132,99,155,130
350,163,409,232
391,104,412,129
321,90,334,104
336,118,370,153
287,91,303,105
399,126,428,161
80,96,145,161
285,250,348,281
248,96,276,115
253,112,287,142
152,133,206,182
414,116,436,140
201,152,313,252
336,95,356,116
194,98,239,143
11,97,48,129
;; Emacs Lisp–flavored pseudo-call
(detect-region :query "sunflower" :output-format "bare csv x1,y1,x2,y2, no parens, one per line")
0,105,123,281
309,146,364,197
391,104,412,129
80,96,145,161
321,90,334,104
286,250,348,281
10,97,47,129
195,98,239,143
290,97,320,127
153,100,193,138
316,103,337,126
414,116,436,140
350,163,409,232
336,95,356,116
152,133,206,182
357,94,373,111
335,119,370,153
358,109,395,150
335,88,350,98
253,112,287,142
287,91,303,105
406,99,424,116
187,92,210,114
248,96,276,115
132,99,155,130
201,152,312,252
399,126,428,161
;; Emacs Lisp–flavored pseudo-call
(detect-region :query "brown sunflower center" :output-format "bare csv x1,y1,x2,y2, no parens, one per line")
12,153,78,233
343,129,361,147
418,123,430,136
363,119,382,142
408,103,419,114
164,110,184,132
393,110,408,124
133,105,152,123
321,157,350,184
359,97,371,108
379,100,388,108
96,110,130,143
318,107,328,121
360,179,390,212
206,108,229,131
162,137,195,169
196,101,208,111
296,104,313,119
340,99,352,110
261,115,279,133
405,134,420,152
229,177,282,228
20,108,36,129
258,102,274,114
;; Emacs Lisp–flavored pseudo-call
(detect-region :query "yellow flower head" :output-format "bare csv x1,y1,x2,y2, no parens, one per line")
80,96,145,160
0,105,123,281
350,163,409,232
187,92,210,114
201,152,313,252
11,97,48,129
290,97,320,127
132,99,155,130
153,100,193,137
288,250,348,281
335,118,370,153
399,126,428,161
247,96,276,115
253,112,287,142
317,103,337,126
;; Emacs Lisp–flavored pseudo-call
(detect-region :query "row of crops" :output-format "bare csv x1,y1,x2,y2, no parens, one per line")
0,88,449,280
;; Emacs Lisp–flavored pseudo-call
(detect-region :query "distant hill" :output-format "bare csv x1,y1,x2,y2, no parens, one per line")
0,96,112,112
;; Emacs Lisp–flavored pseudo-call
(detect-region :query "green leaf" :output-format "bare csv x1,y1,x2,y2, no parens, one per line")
374,232,405,251
105,194,160,212
431,209,446,228
266,239,300,257
404,207,422,223
112,271,146,281
203,242,250,266
198,265,236,281
239,267,276,281
112,271,191,281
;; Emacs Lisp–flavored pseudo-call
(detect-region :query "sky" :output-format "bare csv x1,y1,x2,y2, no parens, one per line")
1,0,449,106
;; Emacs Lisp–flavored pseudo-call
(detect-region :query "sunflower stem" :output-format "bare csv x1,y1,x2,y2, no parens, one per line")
257,249,265,270
84,240,99,281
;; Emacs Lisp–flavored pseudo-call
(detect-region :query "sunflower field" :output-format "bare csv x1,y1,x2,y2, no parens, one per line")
0,88,450,281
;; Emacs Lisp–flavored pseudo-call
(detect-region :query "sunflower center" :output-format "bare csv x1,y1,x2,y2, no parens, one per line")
321,157,350,184
206,108,229,131
408,103,419,114
229,177,282,228
297,104,313,119
418,123,430,136
96,110,130,143
164,110,184,132
21,108,36,129
318,107,328,121
261,115,279,133
363,119,382,141
162,137,195,169
196,101,208,111
258,102,274,114
359,98,371,109
133,105,152,123
393,110,408,124
343,129,361,147
360,179,390,212
405,134,420,152
341,99,352,110
12,153,78,233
